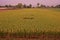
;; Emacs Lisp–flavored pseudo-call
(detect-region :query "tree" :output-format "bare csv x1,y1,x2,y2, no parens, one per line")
5,5,9,7
55,5,60,8
40,4,46,8
37,3,40,8
23,4,27,8
9,5,12,7
46,6,50,8
16,3,23,8
26,6,30,8
29,4,32,8
51,6,54,8
0,5,2,7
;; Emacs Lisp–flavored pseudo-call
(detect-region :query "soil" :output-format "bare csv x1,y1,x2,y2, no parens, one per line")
0,9,16,12
0,34,60,40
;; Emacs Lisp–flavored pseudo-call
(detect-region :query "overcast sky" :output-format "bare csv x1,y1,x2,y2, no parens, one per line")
0,0,60,6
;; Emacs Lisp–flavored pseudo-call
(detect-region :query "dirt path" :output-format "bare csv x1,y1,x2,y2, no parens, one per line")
0,9,16,12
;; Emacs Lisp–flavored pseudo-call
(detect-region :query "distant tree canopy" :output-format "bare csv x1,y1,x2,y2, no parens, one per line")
0,3,60,8
23,4,27,8
0,5,2,7
37,3,40,8
37,3,46,8
29,4,32,8
5,5,9,7
5,5,13,8
16,3,23,8
9,5,13,7
55,5,60,8
40,4,46,8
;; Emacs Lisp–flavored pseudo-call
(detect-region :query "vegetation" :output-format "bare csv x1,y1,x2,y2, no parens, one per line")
0,1,60,40
0,3,60,9
16,3,23,8
0,8,60,37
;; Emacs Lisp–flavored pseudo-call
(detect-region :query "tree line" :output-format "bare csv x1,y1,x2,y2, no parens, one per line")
0,3,60,9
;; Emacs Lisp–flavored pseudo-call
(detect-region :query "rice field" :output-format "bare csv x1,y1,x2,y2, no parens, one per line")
0,8,60,40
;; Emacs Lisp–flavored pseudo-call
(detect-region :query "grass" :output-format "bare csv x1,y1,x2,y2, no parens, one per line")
0,8,60,35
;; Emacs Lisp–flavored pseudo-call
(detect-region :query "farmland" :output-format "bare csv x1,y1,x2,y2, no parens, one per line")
0,8,60,40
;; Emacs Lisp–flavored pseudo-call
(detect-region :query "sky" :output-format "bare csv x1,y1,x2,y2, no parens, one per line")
0,0,60,6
